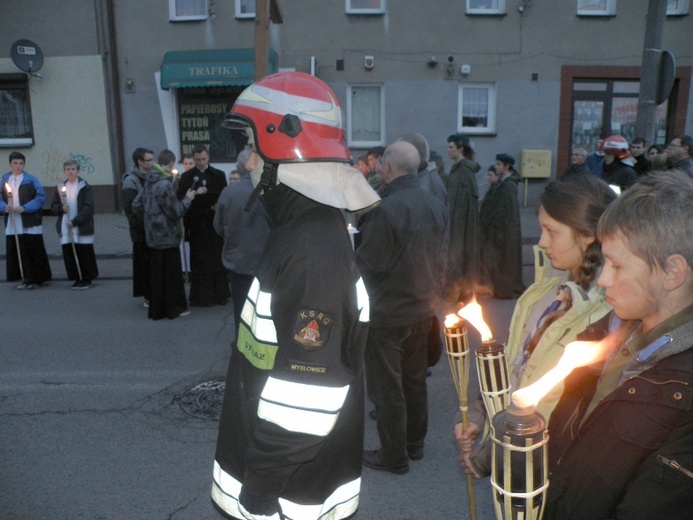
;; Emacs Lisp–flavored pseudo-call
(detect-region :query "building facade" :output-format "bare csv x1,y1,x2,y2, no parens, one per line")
1,0,692,211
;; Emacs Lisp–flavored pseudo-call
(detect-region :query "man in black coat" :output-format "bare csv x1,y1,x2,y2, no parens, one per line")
176,144,230,306
561,147,591,179
629,137,651,177
357,141,449,474
599,135,637,192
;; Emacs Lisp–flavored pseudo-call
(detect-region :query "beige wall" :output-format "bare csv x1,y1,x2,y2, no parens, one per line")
0,56,113,188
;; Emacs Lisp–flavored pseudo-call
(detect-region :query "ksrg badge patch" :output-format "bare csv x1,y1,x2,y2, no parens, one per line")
293,309,332,350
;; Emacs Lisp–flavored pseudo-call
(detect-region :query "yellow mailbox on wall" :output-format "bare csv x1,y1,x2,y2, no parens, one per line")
521,150,552,206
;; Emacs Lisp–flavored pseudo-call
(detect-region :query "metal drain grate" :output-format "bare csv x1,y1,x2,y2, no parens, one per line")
176,379,226,420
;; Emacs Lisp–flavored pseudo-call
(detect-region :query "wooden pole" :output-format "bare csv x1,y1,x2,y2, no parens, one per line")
254,0,270,81
254,0,283,81
11,212,25,281
6,189,25,281
445,324,477,520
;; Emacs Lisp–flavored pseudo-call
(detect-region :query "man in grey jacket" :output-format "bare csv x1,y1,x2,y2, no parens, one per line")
122,147,153,306
214,147,271,338
132,157,202,320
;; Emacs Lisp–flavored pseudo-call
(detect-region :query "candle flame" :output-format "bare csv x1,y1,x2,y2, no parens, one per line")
4,183,11,194
512,341,603,409
172,169,179,175
457,296,493,341
444,313,461,329
61,186,66,193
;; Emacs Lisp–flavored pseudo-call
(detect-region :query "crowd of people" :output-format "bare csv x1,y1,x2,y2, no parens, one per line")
3,70,693,520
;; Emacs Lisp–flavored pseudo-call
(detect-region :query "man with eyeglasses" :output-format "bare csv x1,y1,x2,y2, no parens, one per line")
666,134,693,178
122,147,154,307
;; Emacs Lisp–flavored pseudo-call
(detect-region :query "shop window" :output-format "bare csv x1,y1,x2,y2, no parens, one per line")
466,0,506,15
571,80,669,153
667,0,689,15
169,0,208,21
577,0,616,16
347,85,384,147
236,0,256,19
346,0,385,15
458,83,496,134
177,86,247,163
0,74,34,148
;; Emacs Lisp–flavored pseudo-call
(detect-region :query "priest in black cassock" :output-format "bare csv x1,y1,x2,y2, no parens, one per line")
176,144,230,306
479,155,524,299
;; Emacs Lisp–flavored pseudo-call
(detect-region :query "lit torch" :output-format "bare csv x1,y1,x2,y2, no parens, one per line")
444,312,476,520
490,341,604,520
5,183,25,280
61,186,83,280
457,298,512,420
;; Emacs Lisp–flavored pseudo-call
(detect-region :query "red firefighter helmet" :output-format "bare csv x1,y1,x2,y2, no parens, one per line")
223,72,351,163
599,134,632,160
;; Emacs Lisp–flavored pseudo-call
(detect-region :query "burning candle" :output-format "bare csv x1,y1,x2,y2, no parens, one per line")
60,186,68,205
5,182,25,279
346,222,358,250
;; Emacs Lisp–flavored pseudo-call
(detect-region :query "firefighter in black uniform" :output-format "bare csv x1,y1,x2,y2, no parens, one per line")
211,72,380,520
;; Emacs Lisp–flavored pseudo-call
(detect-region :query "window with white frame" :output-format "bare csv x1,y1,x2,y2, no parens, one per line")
577,0,616,16
236,0,256,19
347,85,384,147
346,0,385,15
169,0,208,21
667,0,689,15
0,74,34,148
458,84,496,134
466,0,506,15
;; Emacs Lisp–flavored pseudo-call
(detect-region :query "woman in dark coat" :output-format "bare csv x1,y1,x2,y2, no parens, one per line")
479,155,524,299
445,133,481,301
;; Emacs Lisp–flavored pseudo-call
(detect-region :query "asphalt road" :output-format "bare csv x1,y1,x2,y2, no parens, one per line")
0,276,524,520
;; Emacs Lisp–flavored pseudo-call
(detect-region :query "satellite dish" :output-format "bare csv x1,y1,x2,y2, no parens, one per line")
10,39,44,75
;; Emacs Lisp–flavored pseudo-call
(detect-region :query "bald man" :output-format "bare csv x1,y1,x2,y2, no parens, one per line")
356,141,449,474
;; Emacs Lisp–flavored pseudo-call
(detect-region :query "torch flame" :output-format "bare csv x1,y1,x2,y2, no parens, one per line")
457,296,493,341
444,313,461,329
512,341,603,409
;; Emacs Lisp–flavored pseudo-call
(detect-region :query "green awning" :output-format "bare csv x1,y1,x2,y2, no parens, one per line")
159,48,278,89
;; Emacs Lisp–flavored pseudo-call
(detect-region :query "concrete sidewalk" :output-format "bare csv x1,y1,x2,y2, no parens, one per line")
1,181,545,282
0,212,133,280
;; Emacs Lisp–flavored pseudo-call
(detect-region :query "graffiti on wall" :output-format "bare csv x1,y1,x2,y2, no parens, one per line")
43,146,96,183
43,146,65,183
70,153,96,176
